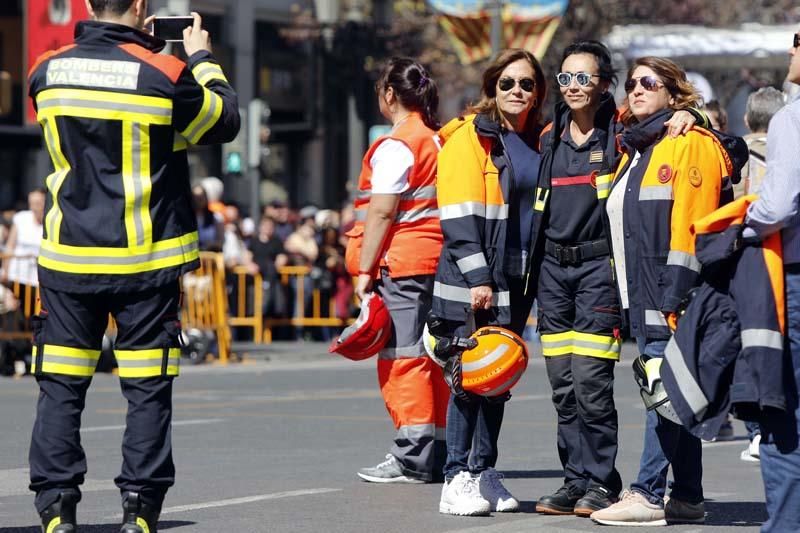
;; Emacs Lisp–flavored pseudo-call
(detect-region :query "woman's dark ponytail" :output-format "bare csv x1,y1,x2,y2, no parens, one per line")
376,57,440,131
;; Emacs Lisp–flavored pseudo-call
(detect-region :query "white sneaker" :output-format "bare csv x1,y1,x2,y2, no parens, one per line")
740,434,761,462
478,468,519,512
439,471,491,516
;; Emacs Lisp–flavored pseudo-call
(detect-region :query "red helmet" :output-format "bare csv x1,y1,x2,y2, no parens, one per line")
329,293,392,361
460,327,528,397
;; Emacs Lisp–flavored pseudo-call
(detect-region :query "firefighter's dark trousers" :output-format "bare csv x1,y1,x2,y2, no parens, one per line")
29,282,181,513
537,254,622,494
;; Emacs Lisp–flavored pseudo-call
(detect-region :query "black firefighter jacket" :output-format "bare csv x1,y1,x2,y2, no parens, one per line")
28,21,240,294
660,196,787,440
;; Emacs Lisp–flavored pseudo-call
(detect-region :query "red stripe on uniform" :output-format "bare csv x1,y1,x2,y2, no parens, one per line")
551,174,593,186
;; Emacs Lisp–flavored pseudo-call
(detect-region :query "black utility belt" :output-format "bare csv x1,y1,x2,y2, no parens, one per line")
544,238,609,265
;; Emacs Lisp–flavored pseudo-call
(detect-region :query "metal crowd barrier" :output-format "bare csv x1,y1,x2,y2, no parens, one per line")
262,265,354,343
0,254,40,341
181,252,231,363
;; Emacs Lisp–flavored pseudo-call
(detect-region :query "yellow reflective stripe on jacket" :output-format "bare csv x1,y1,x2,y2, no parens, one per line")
122,122,154,249
36,88,172,125
534,187,550,212
32,345,100,377
180,88,223,143
192,61,228,86
115,348,180,378
38,232,199,275
541,331,621,359
173,133,188,152
595,173,613,200
41,117,70,244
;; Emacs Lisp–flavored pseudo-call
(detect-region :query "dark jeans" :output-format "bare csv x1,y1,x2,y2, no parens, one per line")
442,274,534,480
759,263,800,533
444,394,506,479
630,338,703,506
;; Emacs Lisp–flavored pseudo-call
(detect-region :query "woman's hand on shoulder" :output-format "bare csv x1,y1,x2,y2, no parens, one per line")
664,110,697,138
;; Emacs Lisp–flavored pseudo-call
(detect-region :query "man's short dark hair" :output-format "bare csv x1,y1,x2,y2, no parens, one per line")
89,0,135,16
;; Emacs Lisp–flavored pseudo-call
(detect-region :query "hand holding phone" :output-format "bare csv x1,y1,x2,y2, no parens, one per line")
152,15,194,42
181,12,211,57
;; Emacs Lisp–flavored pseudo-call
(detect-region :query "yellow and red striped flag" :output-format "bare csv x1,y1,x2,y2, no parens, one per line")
431,1,568,64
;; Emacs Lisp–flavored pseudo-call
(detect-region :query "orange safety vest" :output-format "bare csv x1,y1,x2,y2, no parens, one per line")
345,113,442,278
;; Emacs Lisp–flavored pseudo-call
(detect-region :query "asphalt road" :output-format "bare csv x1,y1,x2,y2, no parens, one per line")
0,341,768,532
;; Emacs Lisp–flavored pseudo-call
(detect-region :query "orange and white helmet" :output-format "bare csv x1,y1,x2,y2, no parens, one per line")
460,326,528,397
328,293,392,361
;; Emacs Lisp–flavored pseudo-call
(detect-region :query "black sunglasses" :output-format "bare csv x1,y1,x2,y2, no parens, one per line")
794,33,800,49
498,77,535,93
556,72,600,87
624,75,665,93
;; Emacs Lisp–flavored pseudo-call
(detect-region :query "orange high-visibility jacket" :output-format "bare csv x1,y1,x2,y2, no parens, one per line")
613,113,734,339
345,113,442,278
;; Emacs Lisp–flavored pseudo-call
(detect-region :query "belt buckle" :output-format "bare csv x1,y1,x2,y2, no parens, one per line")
554,244,577,265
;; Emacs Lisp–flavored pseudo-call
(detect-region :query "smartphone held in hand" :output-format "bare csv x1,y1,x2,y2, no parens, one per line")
152,16,195,42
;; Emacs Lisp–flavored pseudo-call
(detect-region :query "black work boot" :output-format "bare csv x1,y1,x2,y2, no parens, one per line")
120,492,160,533
574,485,618,517
39,489,80,532
535,483,585,515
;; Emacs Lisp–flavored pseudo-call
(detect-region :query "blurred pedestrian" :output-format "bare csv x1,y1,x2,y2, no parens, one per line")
344,57,448,485
742,30,800,533
192,184,224,252
743,87,785,195
703,99,728,132
26,3,240,532
592,56,735,527
432,48,547,516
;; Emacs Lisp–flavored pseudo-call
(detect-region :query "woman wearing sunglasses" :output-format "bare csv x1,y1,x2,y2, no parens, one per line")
590,56,736,527
432,48,546,516
345,57,450,485
532,41,698,518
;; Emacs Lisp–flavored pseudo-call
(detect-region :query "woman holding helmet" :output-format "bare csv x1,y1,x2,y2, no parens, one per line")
431,48,545,516
344,57,449,485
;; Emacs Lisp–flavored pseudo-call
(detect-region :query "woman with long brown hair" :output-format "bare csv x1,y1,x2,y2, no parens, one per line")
591,56,736,526
431,48,546,515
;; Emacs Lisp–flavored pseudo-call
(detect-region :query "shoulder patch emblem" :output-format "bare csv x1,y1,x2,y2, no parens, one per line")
657,164,673,184
688,167,703,187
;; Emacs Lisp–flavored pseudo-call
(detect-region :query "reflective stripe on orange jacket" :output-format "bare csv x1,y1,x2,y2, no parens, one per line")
613,114,734,339
344,113,442,278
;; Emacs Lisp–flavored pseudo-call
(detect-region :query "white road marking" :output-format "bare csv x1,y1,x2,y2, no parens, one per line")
131,488,341,516
82,418,224,433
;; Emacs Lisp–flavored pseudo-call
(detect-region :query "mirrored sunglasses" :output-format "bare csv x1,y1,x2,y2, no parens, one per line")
556,72,599,87
498,77,535,92
624,75,664,93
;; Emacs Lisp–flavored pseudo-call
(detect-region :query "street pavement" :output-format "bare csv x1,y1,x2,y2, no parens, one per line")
0,341,768,532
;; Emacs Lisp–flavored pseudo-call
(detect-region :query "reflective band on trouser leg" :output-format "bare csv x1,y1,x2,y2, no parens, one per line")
115,348,180,378
378,356,441,479
572,331,621,360
31,345,100,377
540,331,575,357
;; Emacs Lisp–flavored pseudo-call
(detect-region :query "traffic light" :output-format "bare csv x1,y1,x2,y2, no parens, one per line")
222,107,246,175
